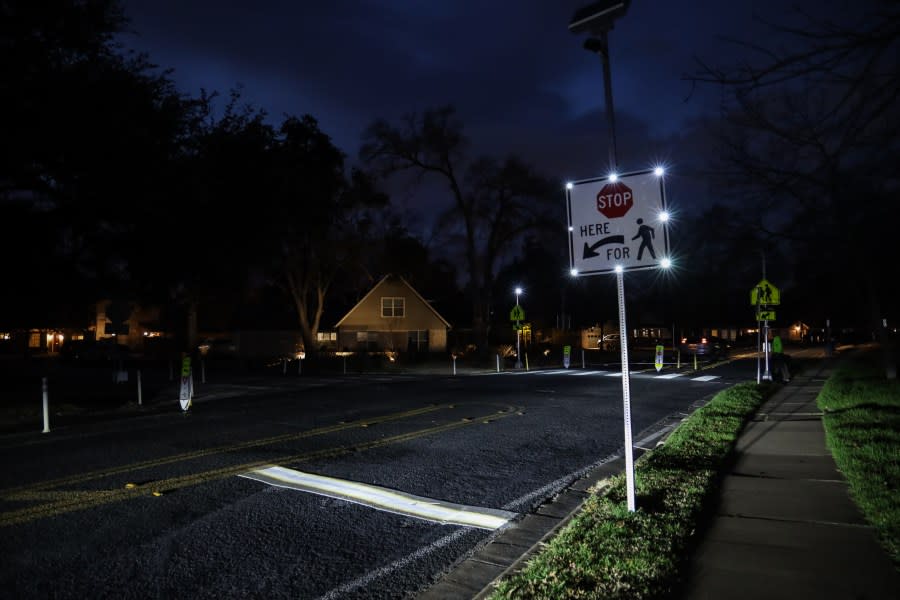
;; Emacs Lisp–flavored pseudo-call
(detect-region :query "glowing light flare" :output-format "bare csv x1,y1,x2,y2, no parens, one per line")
654,166,665,177
660,258,672,269
614,265,624,273
608,173,618,182
570,268,578,277
566,182,574,190
658,211,670,222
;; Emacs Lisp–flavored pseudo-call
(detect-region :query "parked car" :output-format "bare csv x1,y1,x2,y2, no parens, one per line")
679,335,730,359
598,333,620,351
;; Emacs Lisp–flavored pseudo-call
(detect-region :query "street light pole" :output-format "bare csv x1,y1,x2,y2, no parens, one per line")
584,34,618,171
570,0,634,512
515,287,523,369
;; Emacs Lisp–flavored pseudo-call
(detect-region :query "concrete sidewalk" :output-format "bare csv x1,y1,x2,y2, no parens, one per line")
682,361,900,599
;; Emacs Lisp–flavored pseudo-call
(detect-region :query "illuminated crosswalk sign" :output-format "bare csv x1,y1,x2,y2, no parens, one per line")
567,169,670,276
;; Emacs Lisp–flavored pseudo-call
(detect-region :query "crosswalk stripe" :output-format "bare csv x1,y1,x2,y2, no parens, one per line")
691,375,721,382
240,466,516,530
656,373,684,379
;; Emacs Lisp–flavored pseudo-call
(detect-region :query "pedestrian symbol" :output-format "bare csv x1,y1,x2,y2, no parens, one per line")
632,218,656,260
510,305,525,321
750,279,781,306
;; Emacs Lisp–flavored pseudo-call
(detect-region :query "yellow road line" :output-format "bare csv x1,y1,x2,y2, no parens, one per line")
1,404,451,497
0,405,519,528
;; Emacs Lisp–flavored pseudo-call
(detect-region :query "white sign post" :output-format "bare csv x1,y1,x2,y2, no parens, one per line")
566,169,670,513
179,356,192,411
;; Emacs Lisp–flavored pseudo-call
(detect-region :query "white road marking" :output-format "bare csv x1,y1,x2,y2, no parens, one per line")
316,451,621,600
656,373,684,379
240,466,515,530
691,375,721,382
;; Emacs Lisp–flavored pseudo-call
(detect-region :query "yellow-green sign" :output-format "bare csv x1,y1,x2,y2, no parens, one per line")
181,356,191,377
509,305,525,321
757,310,776,321
750,279,781,306
654,344,664,372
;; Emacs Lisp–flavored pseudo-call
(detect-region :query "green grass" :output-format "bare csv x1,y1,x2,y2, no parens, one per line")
817,354,900,565
488,382,772,600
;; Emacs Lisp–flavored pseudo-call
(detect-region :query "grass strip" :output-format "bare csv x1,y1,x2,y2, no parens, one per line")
488,382,772,600
817,353,900,566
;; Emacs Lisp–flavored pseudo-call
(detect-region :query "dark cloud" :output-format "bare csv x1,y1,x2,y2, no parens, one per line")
117,0,833,219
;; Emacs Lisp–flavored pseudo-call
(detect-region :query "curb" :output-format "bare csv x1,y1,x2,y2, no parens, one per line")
416,406,703,599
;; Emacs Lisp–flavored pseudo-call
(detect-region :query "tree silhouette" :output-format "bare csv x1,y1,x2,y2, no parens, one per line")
688,2,899,377
361,106,558,355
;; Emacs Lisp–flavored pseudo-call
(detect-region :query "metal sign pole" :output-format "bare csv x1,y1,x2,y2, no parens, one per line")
616,270,636,512
756,294,761,384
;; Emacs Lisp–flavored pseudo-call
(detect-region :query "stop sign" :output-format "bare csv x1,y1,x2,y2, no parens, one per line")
596,181,634,219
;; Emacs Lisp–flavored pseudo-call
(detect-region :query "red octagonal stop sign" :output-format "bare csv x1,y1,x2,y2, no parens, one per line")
596,181,633,219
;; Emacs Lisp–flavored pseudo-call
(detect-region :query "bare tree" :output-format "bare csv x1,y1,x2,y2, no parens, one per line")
688,2,899,377
361,107,558,355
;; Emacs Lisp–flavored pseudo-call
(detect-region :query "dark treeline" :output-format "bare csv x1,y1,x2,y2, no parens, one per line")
2,1,896,364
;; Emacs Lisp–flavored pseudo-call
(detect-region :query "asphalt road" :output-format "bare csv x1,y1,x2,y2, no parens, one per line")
0,358,755,599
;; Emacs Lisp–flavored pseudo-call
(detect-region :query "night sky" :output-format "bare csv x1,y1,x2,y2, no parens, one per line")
116,0,841,229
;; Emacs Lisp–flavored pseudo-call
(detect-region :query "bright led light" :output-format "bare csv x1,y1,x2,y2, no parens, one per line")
609,173,618,182
514,287,523,295
654,166,665,177
660,258,672,269
614,265,624,273
658,211,670,222
566,182,573,190
568,226,574,232
570,268,578,277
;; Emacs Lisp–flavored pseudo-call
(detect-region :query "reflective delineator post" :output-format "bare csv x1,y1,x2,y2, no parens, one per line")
496,354,500,372
137,370,143,406
582,349,586,369
616,270,636,512
452,356,457,376
41,377,50,434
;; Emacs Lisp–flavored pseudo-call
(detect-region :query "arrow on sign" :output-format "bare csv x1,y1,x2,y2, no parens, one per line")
582,235,625,259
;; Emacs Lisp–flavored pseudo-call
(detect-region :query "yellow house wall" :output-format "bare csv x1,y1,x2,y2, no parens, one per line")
338,279,448,352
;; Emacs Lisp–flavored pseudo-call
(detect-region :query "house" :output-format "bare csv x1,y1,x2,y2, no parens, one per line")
334,275,451,355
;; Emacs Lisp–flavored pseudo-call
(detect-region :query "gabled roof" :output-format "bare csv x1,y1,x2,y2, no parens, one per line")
334,274,451,329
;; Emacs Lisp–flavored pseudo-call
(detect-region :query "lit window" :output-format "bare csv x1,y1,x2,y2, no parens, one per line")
381,297,405,318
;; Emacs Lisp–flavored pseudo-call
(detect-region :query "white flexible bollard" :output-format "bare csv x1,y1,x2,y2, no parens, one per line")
137,370,143,406
42,377,50,433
